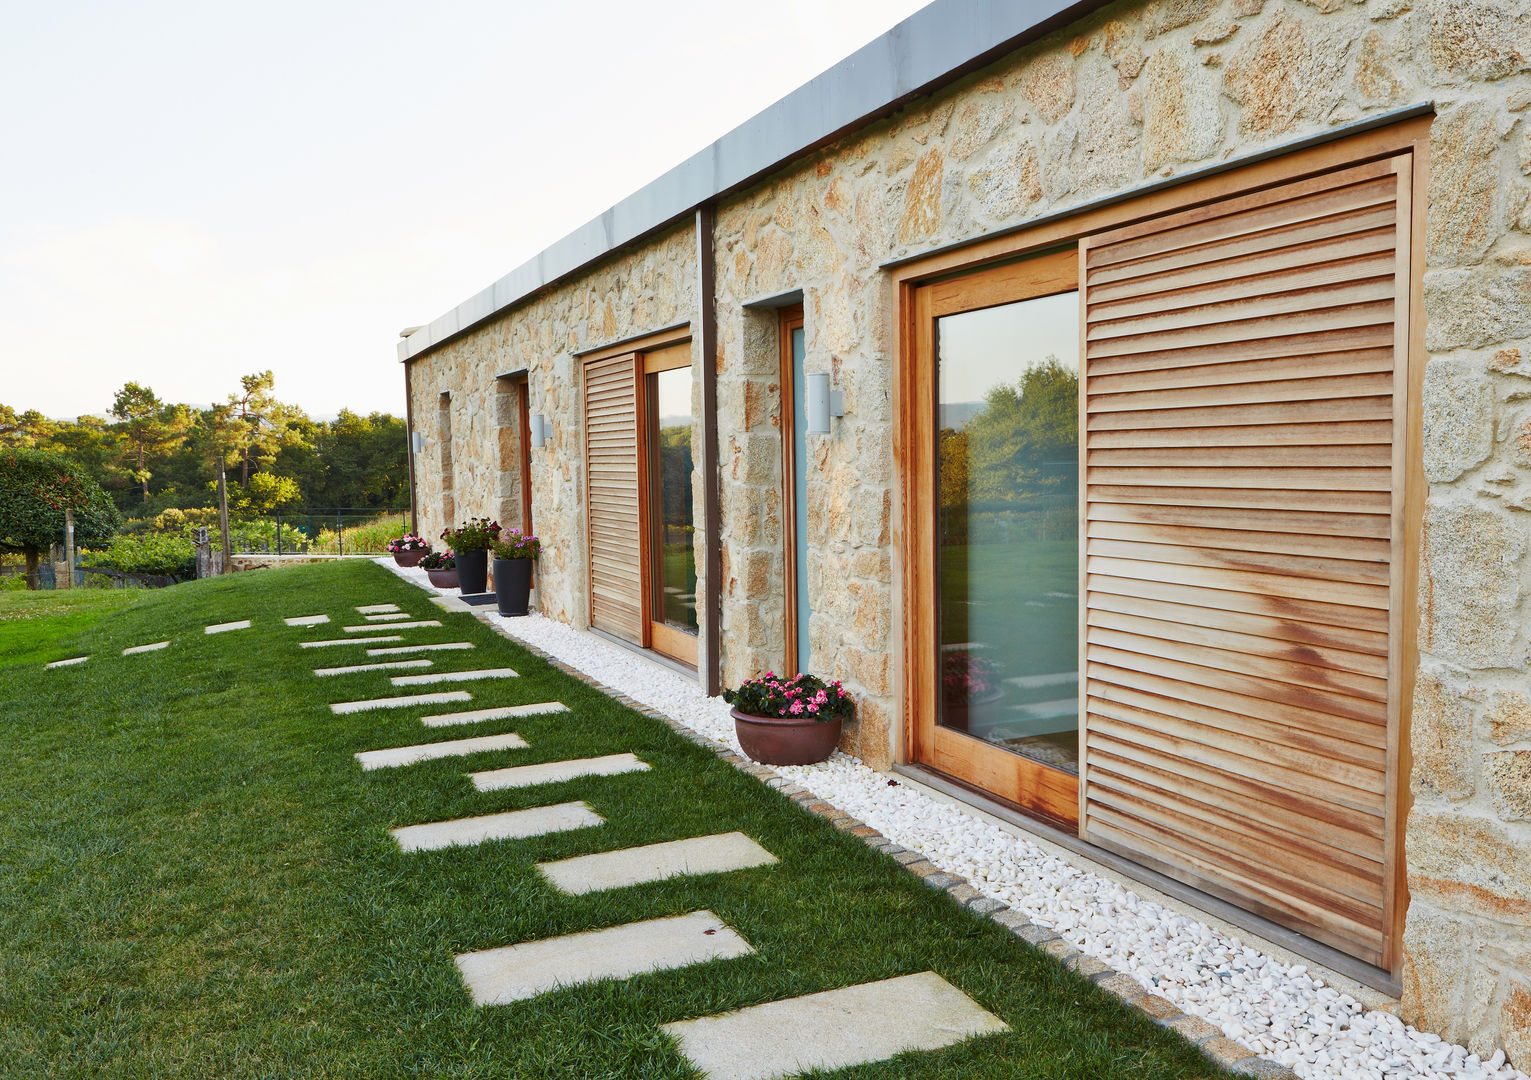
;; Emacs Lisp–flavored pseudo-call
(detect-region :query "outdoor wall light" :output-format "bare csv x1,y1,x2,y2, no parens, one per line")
530,413,548,449
409,431,425,454
804,373,845,435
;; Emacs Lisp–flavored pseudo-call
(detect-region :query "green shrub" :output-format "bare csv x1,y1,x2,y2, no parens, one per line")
79,533,196,580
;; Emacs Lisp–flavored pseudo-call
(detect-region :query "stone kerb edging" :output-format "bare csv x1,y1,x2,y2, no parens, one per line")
472,615,1296,1080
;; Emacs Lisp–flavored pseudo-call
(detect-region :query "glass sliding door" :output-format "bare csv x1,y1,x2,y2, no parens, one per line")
644,344,699,666
909,248,1081,825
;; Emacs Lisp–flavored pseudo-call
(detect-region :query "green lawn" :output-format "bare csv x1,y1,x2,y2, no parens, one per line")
0,562,1222,1079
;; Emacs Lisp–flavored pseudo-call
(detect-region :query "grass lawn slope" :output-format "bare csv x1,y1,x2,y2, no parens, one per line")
0,561,1227,1079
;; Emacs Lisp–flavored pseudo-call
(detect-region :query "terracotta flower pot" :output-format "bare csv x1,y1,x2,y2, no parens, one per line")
731,706,842,766
392,548,427,567
426,567,459,589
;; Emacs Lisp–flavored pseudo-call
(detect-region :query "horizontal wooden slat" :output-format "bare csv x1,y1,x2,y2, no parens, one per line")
1087,661,1387,748
1088,396,1394,434
1087,570,1388,634
1085,219,1396,301
1086,501,1391,539
1087,519,1390,564
1088,607,1388,680
1087,466,1390,493
1088,484,1392,513
1089,372,1393,412
1086,537,1390,587
1087,626,1388,701
1087,588,1389,658
1089,323,1394,378
1088,277,1396,344
1088,419,1392,449
1087,300,1396,361
1087,348,1393,396
1088,444,1392,469
1086,745,1382,865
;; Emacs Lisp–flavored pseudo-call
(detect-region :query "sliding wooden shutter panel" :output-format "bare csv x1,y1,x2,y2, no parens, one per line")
584,354,647,643
1079,155,1412,968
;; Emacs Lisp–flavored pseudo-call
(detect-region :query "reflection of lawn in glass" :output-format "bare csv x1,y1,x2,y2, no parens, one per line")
660,541,698,632
938,539,1079,771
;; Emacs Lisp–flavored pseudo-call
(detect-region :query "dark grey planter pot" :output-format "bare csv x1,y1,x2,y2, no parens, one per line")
493,557,533,616
456,548,489,594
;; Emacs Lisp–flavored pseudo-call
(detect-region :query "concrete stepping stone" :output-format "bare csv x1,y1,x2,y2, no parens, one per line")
314,659,432,677
330,690,471,715
205,620,251,634
424,702,568,728
391,667,518,687
356,604,401,614
364,612,411,622
123,641,170,655
355,730,528,770
284,615,330,627
367,642,475,656
342,620,441,632
537,832,777,896
470,753,649,792
456,910,753,1007
300,635,403,648
46,656,89,668
391,800,602,853
662,971,1008,1080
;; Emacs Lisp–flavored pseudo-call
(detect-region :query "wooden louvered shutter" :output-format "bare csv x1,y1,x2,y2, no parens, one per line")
584,354,647,642
1079,155,1412,968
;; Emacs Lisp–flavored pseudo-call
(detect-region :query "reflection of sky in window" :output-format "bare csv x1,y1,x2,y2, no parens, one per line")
656,367,693,428
937,290,1079,410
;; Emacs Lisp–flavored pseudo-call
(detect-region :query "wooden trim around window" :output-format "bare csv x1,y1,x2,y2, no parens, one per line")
583,324,692,364
643,340,693,374
780,305,804,675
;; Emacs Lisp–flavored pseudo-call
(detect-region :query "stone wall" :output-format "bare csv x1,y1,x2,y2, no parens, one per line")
407,222,699,631
406,0,1531,1056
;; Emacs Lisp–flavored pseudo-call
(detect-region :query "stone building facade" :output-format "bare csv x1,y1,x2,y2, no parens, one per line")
401,0,1531,1061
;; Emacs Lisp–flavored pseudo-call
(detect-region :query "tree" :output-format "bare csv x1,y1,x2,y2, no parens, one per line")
0,448,121,588
0,405,58,449
226,371,307,487
110,383,190,503
232,472,302,513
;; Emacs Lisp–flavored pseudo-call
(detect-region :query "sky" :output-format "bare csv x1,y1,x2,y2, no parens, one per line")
1,0,930,421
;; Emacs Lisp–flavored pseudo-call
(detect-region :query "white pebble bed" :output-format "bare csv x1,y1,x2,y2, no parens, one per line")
379,560,1525,1080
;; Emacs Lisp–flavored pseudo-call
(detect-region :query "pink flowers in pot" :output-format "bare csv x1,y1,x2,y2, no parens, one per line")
723,672,856,723
387,533,429,554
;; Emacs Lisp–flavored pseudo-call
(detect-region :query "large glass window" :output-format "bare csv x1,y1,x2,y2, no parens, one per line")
934,290,1080,774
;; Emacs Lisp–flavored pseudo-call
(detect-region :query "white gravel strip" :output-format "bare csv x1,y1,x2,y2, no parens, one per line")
375,559,1527,1080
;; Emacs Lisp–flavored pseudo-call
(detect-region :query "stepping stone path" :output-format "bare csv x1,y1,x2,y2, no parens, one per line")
391,668,518,687
661,972,1007,1080
391,800,602,853
423,702,568,728
456,911,753,1007
356,604,401,614
205,620,251,634
123,641,169,655
537,832,777,896
343,620,441,632
355,730,528,770
301,635,403,648
470,753,649,792
330,690,471,715
46,656,88,668
314,659,432,677
367,642,475,656
285,615,330,626
365,613,412,622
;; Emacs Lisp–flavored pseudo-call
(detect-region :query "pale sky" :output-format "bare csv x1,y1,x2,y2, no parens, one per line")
2,0,930,421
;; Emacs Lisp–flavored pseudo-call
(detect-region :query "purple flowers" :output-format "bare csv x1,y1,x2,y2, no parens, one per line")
491,526,541,561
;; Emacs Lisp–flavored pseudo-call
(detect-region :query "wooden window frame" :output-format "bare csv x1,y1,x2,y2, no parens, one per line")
890,116,1430,977
780,305,804,675
643,339,699,667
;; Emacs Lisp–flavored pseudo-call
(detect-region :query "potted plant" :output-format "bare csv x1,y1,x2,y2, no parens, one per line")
440,518,500,594
490,528,540,616
940,650,1000,733
387,533,430,567
420,549,458,590
723,672,855,766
